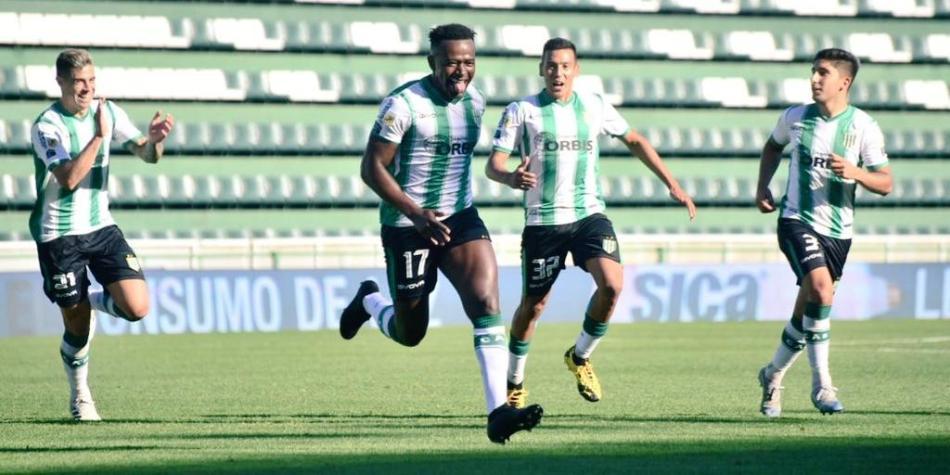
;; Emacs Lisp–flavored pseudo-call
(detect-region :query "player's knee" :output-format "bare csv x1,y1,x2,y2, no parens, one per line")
597,282,622,304
403,327,427,347
808,281,835,304
123,301,149,321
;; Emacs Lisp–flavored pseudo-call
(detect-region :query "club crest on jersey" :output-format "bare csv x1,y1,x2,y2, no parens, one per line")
602,237,617,255
843,132,857,150
125,254,141,272
382,113,396,127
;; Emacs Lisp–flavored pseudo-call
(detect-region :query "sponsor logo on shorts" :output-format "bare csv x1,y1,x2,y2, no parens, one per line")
801,253,822,264
397,280,425,291
55,290,79,298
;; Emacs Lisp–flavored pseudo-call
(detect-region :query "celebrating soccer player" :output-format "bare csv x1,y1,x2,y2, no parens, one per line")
485,38,696,408
755,48,893,417
337,24,543,444
30,48,175,421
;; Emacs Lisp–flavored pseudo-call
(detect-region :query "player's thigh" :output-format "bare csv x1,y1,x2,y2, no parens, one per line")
521,224,570,298
569,214,621,274
441,238,499,313
381,225,439,304
584,256,624,294
36,235,91,309
777,218,831,286
106,279,150,318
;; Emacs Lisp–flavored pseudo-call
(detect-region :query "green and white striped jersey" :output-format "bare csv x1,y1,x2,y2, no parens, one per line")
771,104,889,239
372,75,484,227
29,100,144,243
492,90,629,226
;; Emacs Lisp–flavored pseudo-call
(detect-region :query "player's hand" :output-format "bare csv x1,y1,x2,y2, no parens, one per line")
506,156,536,190
148,110,175,144
410,209,451,246
94,98,108,138
830,153,859,180
669,183,697,220
756,186,776,213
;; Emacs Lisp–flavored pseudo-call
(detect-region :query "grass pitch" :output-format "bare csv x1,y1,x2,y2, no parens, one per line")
1,320,948,474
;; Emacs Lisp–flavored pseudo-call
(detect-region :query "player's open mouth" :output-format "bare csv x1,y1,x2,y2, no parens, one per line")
448,78,467,96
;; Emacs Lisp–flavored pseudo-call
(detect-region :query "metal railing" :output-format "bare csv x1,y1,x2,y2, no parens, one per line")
2,234,948,272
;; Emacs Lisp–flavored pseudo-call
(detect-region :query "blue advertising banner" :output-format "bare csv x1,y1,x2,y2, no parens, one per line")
1,263,947,338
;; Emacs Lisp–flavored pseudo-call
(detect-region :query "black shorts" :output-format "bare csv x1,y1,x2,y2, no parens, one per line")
521,213,620,296
36,225,145,307
777,218,851,285
381,206,491,301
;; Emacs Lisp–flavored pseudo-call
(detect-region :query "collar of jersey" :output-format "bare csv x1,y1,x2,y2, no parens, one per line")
54,100,91,120
539,89,576,106
813,103,854,121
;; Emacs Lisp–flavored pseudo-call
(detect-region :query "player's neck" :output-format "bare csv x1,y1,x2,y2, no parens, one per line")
816,96,849,119
545,88,574,104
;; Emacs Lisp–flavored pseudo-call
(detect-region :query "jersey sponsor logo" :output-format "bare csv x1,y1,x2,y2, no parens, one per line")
806,153,834,169
424,137,475,156
534,132,594,152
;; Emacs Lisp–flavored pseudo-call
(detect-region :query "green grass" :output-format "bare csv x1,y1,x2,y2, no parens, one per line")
1,321,948,473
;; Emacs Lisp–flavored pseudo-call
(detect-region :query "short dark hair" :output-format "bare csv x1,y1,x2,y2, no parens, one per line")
56,48,93,79
429,23,476,51
814,48,860,80
542,37,577,59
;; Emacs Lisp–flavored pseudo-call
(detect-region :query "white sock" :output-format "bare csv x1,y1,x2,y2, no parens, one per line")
573,330,603,360
60,314,96,400
804,316,832,389
474,325,508,413
765,320,806,383
508,353,528,387
363,292,396,338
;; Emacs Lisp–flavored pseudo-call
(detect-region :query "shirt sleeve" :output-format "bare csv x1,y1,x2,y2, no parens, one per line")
769,107,793,146
370,95,412,144
600,99,630,138
491,102,524,154
860,119,889,171
108,101,145,146
31,121,70,170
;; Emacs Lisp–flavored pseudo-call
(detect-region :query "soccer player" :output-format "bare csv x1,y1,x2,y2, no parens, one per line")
485,38,696,408
338,24,543,444
755,48,892,417
30,49,175,421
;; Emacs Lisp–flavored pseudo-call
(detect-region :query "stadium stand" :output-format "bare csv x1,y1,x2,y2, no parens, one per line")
0,0,947,242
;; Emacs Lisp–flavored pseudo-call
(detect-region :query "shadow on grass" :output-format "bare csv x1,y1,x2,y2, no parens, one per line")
0,445,166,454
21,438,950,474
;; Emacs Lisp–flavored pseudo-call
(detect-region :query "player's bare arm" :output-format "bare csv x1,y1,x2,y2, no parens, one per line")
620,128,696,220
51,97,108,191
830,154,892,196
486,150,536,190
361,136,451,245
127,110,174,164
756,137,786,213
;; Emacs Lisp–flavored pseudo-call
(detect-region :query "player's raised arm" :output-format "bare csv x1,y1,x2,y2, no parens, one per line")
50,98,107,191
127,110,174,164
756,138,786,213
619,128,696,220
360,136,451,245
